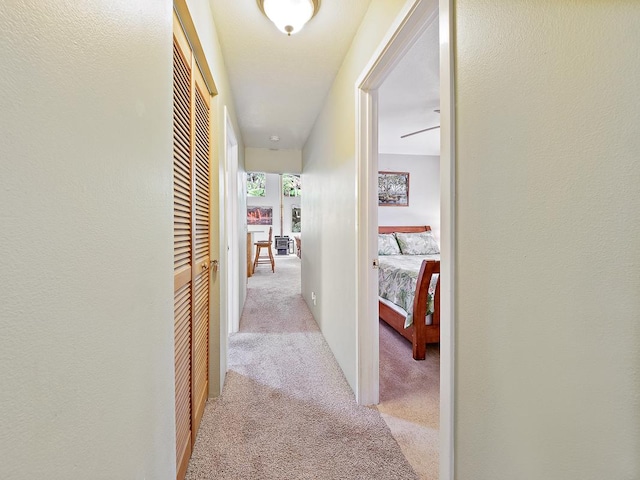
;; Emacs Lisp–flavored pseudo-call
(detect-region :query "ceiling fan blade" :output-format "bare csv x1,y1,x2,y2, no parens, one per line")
400,125,440,139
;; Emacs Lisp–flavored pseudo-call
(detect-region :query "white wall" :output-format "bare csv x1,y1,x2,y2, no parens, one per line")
246,147,302,174
247,173,301,244
0,2,175,478
302,0,407,390
378,154,440,242
454,1,640,478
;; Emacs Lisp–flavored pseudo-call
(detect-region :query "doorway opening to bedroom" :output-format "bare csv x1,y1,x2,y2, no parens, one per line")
375,16,441,478
355,0,455,479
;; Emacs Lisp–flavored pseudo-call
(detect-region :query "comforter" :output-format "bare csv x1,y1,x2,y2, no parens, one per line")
378,254,440,328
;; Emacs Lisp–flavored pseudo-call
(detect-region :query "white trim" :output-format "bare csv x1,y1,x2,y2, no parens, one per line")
355,86,380,405
355,0,438,402
355,0,455,478
356,1,437,91
220,106,240,393
219,108,229,393
225,109,240,335
439,0,455,477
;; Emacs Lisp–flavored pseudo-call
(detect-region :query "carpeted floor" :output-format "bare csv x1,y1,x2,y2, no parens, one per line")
186,255,418,479
378,321,440,479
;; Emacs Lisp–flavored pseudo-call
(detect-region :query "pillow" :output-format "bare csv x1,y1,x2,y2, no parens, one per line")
378,233,401,255
395,231,440,255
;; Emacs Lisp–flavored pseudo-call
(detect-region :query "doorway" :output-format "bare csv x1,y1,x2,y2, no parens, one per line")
355,0,455,478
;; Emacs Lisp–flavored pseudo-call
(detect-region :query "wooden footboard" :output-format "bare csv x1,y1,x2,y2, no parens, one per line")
379,259,440,360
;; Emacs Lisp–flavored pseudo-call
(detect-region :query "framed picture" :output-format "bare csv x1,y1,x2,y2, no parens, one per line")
247,172,266,197
247,206,273,225
378,171,409,206
291,206,301,233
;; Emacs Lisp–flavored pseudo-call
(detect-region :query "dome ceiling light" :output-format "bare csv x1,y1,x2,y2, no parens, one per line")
257,0,320,36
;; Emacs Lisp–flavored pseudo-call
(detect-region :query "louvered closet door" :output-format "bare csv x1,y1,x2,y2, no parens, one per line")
173,23,193,480
173,13,212,480
191,66,210,441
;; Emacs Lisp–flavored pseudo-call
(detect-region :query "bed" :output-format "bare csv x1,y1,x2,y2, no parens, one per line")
378,226,440,360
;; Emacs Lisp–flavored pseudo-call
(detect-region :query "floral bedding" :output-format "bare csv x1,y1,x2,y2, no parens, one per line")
378,254,440,328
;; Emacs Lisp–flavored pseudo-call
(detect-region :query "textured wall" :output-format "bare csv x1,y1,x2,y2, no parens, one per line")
454,1,640,478
0,1,175,478
246,148,302,174
378,154,440,242
301,0,408,390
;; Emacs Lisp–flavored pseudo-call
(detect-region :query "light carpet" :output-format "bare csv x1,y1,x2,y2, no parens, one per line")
377,321,440,480
186,255,418,479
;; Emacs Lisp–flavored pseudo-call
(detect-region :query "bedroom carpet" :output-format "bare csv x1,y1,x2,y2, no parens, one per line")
378,321,440,480
186,255,418,480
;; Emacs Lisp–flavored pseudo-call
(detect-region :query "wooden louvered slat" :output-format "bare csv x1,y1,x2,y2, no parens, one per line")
174,255,190,272
175,153,189,171
173,90,190,116
174,175,190,201
175,208,190,220
174,164,189,183
174,136,190,160
174,195,190,214
174,162,190,182
195,173,209,189
175,208,189,218
174,176,190,191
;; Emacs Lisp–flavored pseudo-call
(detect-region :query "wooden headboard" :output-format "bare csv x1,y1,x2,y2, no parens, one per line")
378,225,430,234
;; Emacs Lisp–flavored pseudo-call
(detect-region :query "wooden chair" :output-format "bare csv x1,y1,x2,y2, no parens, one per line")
294,236,301,258
253,227,275,273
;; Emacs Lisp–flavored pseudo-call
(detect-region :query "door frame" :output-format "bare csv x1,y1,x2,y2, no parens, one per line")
354,0,455,478
224,108,240,336
219,107,240,393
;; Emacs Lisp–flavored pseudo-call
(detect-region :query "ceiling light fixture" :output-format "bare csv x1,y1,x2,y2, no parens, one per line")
270,135,280,142
257,0,320,36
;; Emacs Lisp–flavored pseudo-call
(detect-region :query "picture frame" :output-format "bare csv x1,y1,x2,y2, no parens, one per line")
378,171,409,206
247,206,273,225
291,206,301,233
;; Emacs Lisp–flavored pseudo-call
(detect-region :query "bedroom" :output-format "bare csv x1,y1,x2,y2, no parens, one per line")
375,16,441,478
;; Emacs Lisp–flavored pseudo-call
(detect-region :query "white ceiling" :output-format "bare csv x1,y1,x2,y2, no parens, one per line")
208,0,373,150
378,18,440,156
208,1,439,156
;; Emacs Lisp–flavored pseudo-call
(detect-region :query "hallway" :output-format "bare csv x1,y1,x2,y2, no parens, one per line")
185,255,417,479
